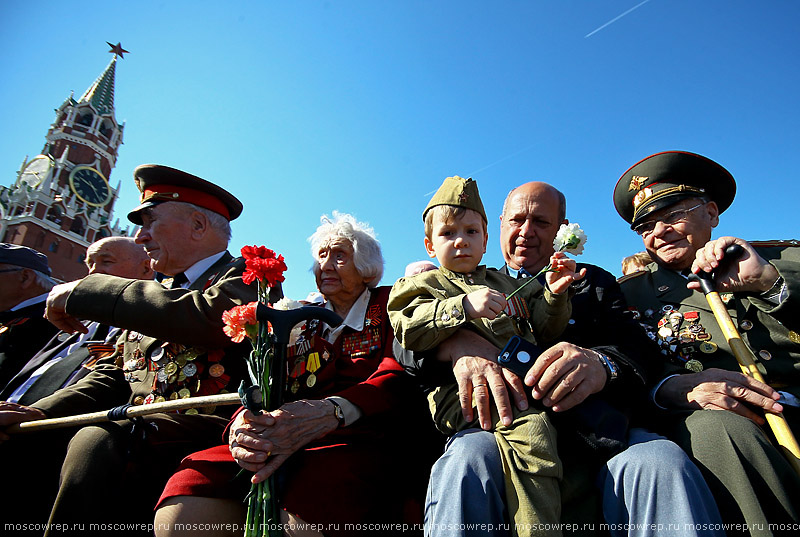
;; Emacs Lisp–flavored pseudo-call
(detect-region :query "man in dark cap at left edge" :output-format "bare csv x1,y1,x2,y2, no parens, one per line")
0,244,59,388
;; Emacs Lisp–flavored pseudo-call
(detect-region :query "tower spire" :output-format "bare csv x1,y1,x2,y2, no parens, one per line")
78,42,128,116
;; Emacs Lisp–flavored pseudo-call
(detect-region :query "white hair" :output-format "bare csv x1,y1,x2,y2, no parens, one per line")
181,202,232,241
308,211,384,287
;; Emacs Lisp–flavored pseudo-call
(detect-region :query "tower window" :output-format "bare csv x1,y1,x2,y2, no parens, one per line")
46,206,63,225
69,217,86,237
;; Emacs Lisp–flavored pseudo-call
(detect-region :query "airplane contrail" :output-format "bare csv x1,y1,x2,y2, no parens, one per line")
422,142,540,197
585,0,652,38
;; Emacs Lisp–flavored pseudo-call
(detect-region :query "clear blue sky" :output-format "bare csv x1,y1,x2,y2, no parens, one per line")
2,1,798,300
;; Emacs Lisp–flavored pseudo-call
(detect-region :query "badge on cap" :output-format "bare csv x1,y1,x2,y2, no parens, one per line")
628,175,647,191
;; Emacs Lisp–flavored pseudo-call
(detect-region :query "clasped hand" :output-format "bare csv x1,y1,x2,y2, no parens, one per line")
229,400,339,484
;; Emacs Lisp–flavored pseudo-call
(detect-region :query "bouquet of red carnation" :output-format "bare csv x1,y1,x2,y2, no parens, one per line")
222,245,288,537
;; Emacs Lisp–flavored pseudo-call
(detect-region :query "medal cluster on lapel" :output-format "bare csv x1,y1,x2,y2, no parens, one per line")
635,305,719,371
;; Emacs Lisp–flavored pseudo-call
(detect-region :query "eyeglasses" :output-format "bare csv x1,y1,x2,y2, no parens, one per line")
634,203,705,237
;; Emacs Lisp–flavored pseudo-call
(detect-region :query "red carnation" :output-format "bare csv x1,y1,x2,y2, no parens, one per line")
241,245,288,287
222,302,259,343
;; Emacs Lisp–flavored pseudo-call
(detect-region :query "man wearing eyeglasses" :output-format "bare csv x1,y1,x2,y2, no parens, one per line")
614,150,800,533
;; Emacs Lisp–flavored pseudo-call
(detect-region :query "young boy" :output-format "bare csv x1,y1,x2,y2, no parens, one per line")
388,176,580,537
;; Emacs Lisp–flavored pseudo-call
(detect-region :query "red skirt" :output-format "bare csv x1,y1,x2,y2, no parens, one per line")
158,427,427,536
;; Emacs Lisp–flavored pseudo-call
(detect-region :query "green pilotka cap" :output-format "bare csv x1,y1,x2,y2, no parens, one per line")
422,176,487,223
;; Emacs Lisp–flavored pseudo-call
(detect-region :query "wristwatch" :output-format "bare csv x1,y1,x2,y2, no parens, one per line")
328,398,345,427
595,352,619,383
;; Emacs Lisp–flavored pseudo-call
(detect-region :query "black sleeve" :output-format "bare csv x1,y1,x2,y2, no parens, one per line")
392,338,455,394
561,264,660,402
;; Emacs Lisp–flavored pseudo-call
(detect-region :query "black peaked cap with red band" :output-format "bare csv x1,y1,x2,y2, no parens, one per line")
127,164,243,225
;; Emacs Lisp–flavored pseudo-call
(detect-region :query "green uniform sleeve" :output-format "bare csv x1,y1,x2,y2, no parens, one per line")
388,276,469,352
531,287,572,343
64,259,254,349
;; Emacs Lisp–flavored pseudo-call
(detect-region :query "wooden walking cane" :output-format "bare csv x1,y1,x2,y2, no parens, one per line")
8,305,343,435
8,392,244,433
688,244,800,476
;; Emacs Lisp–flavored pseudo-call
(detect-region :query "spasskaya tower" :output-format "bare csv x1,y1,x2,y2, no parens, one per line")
0,43,131,281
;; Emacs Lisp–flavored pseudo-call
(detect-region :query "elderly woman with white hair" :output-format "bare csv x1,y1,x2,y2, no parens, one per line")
154,212,436,537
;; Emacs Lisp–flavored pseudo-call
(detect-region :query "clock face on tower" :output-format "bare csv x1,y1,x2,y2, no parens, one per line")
69,166,111,206
18,155,53,188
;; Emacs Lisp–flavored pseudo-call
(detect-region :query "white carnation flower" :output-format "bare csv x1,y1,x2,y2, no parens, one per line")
553,223,587,255
274,297,303,310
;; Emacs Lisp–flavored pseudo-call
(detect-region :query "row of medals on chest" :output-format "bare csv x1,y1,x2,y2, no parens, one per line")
290,328,330,394
634,305,719,372
122,331,224,405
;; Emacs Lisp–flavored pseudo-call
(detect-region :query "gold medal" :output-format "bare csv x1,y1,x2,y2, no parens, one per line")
185,408,199,415
154,395,166,403
306,373,317,387
685,359,704,372
209,363,225,377
133,396,145,405
788,331,800,344
169,392,179,400
699,342,717,354
179,388,191,398
291,380,300,393
165,362,178,376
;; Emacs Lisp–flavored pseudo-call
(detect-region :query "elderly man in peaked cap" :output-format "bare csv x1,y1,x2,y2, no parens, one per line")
0,244,59,388
614,151,800,534
0,165,271,536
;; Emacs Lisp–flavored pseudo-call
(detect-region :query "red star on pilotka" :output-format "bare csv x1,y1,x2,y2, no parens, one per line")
459,192,469,202
106,41,130,58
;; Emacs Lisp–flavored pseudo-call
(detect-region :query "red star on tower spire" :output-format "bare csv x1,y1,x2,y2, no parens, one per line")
106,42,129,59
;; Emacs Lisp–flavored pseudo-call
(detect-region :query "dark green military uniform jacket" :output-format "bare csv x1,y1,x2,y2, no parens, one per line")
619,240,800,399
32,252,258,421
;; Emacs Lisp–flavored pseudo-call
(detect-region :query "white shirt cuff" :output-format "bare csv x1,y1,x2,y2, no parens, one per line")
326,395,362,426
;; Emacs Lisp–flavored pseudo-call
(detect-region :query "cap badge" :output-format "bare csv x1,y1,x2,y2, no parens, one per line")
459,191,469,203
633,187,653,208
629,175,648,191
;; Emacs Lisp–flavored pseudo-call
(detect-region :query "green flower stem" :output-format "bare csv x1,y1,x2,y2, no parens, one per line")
244,283,282,537
505,266,555,301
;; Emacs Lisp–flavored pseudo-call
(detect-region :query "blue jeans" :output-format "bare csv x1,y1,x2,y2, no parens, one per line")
425,427,724,537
